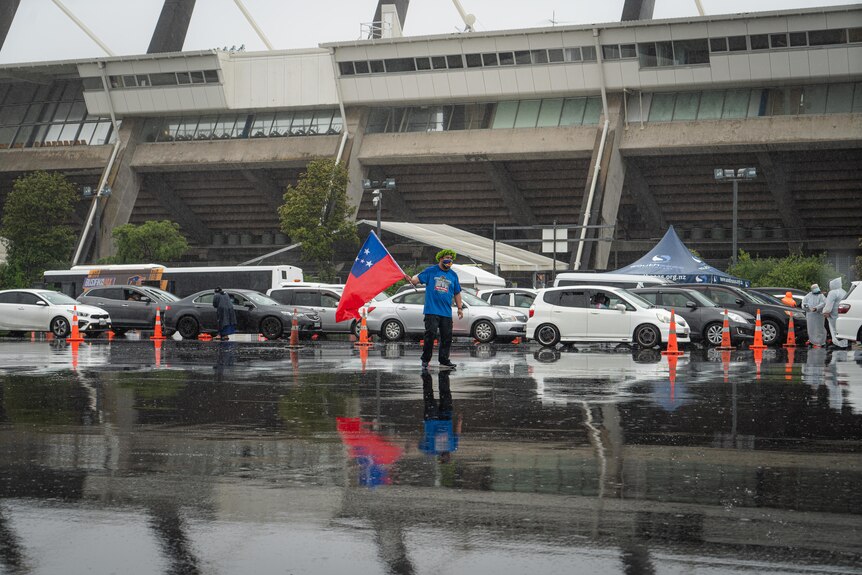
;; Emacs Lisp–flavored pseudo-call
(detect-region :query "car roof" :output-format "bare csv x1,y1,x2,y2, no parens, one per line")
540,285,625,292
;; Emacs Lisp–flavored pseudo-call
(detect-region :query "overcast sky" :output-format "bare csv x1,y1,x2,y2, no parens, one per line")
0,0,853,64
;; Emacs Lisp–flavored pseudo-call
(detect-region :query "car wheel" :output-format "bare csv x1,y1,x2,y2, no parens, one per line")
380,319,404,342
761,319,781,346
177,316,200,339
634,324,661,348
535,324,560,347
260,316,283,340
703,322,724,347
351,321,360,338
50,317,71,338
472,320,496,343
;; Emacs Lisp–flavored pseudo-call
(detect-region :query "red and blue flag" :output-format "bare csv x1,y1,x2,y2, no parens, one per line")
335,232,405,322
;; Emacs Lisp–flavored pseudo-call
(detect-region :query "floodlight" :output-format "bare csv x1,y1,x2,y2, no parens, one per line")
713,169,725,180
745,167,757,179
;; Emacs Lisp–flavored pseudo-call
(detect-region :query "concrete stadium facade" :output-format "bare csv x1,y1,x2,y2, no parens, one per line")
0,4,860,277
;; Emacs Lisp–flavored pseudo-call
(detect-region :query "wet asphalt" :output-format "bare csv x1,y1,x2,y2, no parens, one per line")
0,336,860,575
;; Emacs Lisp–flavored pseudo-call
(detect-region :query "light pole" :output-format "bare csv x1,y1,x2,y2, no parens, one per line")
362,178,396,239
713,167,757,266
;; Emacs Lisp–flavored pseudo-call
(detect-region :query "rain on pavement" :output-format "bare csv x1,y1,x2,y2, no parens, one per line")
0,337,860,575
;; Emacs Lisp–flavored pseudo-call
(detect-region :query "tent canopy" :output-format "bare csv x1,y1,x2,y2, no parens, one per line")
360,221,566,272
612,226,749,287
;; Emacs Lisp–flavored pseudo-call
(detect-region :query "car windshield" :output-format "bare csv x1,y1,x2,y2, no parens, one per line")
681,289,719,307
244,292,281,306
746,291,776,306
142,287,180,302
39,291,78,305
618,289,653,309
461,292,490,306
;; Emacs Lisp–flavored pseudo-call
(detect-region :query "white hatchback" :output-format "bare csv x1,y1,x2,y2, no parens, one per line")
836,281,862,343
0,289,111,338
527,285,690,348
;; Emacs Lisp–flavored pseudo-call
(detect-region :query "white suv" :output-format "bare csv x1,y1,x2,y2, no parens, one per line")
836,281,861,343
527,285,690,348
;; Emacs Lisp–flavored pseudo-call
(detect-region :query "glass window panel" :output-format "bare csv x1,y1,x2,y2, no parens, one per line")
849,28,862,43
271,111,292,136
826,83,853,113
548,48,564,62
531,49,549,64
91,122,111,145
565,47,582,62
136,75,150,87
673,39,709,64
698,91,725,119
175,118,197,140
789,32,807,46
121,75,137,88
339,62,355,75
329,114,343,134
405,108,430,132
369,60,384,73
290,112,313,135
384,58,415,72
5,83,35,104
24,104,42,122
195,116,217,139
61,82,80,100
673,92,699,120
709,37,727,52
583,97,602,124
176,72,191,84
204,70,220,83
366,108,390,134
728,36,747,51
852,83,862,112
77,122,98,145
38,102,57,122
492,101,518,129
498,52,515,66
560,98,586,125
770,33,788,48
514,100,541,128
214,115,237,138
354,61,370,74
465,53,482,67
43,123,63,143
67,101,87,122
656,41,674,66
465,103,492,129
802,85,828,114
251,113,274,137
722,90,750,118
620,44,636,59
648,93,675,121
808,29,846,46
415,57,431,70
81,77,103,91
161,118,181,141
142,118,163,142
0,126,15,147
190,71,205,84
537,98,563,127
602,45,620,60
150,73,176,86
638,43,657,67
581,46,597,61
30,124,48,146
310,110,333,134
59,123,80,142
109,76,121,89
482,53,498,66
515,50,531,65
431,56,447,69
749,34,769,50
446,55,463,68
12,125,33,147
0,104,27,125
53,102,71,122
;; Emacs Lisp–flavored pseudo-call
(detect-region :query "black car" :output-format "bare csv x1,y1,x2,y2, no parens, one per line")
78,285,180,336
631,287,756,347
676,284,807,346
163,289,321,340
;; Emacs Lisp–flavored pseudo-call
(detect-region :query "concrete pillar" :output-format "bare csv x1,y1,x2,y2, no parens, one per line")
343,108,370,218
147,0,196,54
372,1,409,36
0,0,20,52
621,0,655,21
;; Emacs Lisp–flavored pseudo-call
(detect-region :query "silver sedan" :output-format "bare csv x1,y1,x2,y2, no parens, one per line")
365,289,527,343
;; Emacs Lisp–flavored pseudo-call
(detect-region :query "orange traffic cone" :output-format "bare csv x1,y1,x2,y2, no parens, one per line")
107,330,115,341
783,316,797,348
661,309,683,356
66,306,84,342
198,333,213,341
288,308,301,348
717,309,734,350
150,307,166,341
355,309,373,347
750,309,767,350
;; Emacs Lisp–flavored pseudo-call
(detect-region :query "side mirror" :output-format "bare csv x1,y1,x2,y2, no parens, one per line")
245,303,254,310
140,296,151,303
735,298,745,306
686,301,697,309
614,303,626,312
36,300,48,306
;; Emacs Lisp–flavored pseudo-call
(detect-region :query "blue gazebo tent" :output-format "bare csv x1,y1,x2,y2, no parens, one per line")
612,226,750,287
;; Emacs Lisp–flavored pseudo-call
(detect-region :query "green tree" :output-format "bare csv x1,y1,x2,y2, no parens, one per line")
278,159,357,281
111,220,189,263
0,171,78,287
727,250,840,290
855,238,862,280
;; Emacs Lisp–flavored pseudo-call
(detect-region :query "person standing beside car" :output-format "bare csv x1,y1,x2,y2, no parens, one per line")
802,284,827,348
822,277,849,350
407,249,463,370
212,287,237,341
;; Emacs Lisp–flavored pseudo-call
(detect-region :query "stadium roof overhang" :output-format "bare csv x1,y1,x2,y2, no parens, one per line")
360,220,566,272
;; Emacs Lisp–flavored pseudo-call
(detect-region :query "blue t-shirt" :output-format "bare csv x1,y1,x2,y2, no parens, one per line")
417,265,461,317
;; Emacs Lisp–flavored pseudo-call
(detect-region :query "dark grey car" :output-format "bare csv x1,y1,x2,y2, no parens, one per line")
631,287,755,347
78,285,180,336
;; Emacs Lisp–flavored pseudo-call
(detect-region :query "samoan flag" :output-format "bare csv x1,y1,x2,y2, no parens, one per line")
335,232,405,322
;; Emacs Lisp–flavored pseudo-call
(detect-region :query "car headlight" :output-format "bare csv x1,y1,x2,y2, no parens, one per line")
496,311,516,321
515,313,527,322
727,312,748,324
77,311,90,318
656,311,671,323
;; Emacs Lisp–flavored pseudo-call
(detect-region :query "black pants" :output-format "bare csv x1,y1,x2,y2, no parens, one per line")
421,314,453,364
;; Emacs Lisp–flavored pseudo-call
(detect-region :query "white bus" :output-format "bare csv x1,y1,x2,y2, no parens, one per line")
43,264,303,298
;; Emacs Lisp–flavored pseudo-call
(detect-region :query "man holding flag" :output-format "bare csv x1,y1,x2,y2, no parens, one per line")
335,231,407,326
406,249,462,371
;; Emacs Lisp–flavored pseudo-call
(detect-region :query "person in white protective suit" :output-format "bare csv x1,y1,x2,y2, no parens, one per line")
802,284,827,348
822,277,849,350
